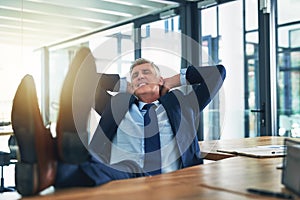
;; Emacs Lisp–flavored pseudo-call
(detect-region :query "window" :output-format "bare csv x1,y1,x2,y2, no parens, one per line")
201,0,245,139
90,23,134,77
141,16,181,78
277,0,300,137
0,45,40,123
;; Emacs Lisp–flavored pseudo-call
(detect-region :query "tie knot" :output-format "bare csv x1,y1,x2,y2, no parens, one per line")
143,103,155,111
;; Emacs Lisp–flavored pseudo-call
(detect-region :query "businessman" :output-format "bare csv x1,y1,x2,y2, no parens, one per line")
11,47,226,196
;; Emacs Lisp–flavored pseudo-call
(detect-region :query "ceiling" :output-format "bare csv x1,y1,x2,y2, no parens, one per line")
0,0,180,49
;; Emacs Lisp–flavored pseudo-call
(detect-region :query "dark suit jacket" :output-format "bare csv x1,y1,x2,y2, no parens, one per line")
89,65,226,169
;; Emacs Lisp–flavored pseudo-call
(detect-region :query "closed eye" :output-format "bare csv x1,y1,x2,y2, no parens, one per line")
132,72,138,79
142,69,151,75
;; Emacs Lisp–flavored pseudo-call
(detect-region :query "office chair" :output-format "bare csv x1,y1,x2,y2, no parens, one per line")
0,151,14,192
0,135,17,193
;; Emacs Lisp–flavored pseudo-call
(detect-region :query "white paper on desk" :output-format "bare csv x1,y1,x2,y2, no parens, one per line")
256,145,286,150
216,145,286,158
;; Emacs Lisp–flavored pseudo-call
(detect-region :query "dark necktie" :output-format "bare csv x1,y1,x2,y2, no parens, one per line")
143,103,162,175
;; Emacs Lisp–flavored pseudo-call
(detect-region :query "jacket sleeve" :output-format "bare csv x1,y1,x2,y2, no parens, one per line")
185,65,226,112
94,73,121,115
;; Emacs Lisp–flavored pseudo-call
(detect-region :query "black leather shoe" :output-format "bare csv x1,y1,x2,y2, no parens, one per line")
11,75,57,196
56,47,98,164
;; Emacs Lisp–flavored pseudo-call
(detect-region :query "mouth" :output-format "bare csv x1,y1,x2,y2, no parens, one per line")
136,82,147,87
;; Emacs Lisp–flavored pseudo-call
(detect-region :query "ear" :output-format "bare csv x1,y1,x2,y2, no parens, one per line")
158,76,164,86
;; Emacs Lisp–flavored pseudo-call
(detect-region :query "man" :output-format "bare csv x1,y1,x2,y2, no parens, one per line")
11,47,226,196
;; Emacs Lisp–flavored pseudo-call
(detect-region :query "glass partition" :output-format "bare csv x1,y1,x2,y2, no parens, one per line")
277,0,300,137
201,0,246,139
141,16,181,78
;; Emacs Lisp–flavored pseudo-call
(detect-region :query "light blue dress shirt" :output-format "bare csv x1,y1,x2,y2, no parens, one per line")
110,101,182,173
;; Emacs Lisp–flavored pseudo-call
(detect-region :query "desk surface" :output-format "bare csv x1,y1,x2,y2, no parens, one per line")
0,125,13,136
3,136,300,200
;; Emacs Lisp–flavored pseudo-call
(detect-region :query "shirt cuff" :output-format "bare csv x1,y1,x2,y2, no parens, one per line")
119,77,127,92
180,68,187,85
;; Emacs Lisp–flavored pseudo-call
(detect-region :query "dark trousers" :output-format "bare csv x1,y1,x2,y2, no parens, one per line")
54,155,146,188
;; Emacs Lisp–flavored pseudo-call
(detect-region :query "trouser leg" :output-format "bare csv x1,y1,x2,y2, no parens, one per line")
55,158,147,188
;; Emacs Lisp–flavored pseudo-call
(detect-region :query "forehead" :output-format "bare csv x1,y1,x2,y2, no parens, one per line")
131,63,154,73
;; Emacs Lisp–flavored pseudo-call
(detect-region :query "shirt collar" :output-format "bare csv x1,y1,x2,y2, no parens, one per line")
138,100,159,111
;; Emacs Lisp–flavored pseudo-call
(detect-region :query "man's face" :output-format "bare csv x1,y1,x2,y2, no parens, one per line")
130,63,163,92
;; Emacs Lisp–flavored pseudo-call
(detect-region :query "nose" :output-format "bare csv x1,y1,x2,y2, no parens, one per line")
137,72,145,80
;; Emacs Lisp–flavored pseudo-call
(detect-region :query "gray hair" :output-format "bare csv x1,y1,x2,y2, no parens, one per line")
130,58,161,77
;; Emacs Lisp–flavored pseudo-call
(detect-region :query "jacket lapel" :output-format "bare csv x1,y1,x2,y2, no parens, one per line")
89,93,137,162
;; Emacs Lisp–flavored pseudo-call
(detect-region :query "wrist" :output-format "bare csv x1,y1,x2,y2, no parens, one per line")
180,68,187,85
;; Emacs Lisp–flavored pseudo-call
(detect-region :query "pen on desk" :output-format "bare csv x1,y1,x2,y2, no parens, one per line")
271,150,285,154
247,188,294,199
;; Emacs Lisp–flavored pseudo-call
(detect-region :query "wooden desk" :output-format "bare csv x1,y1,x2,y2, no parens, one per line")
3,136,300,200
0,126,13,136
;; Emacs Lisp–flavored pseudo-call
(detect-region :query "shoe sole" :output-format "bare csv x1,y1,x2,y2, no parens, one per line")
12,124,37,164
11,75,38,164
15,162,38,196
11,75,40,196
